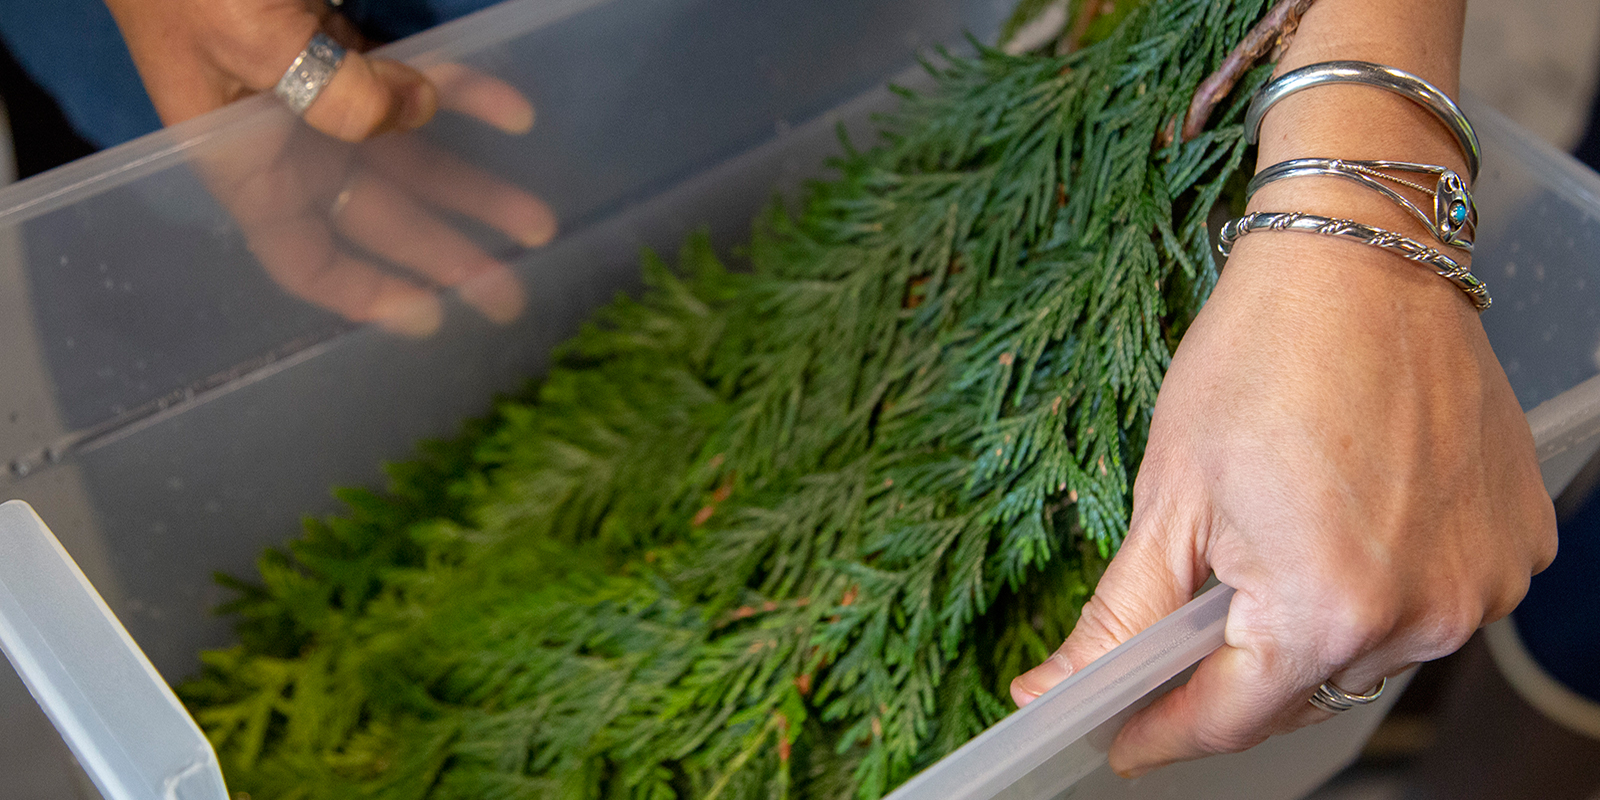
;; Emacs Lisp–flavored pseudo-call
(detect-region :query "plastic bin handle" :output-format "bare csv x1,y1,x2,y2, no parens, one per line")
0,500,228,800
887,583,1235,800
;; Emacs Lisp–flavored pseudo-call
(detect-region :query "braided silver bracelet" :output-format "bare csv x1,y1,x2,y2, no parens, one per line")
1218,211,1491,311
1248,159,1476,253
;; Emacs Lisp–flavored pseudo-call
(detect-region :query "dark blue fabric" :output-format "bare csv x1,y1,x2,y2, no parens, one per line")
1516,482,1600,704
336,0,441,44
1509,96,1600,707
0,0,161,148
0,0,490,149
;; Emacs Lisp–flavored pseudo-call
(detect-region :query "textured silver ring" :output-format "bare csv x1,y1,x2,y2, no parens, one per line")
274,32,346,115
1245,61,1480,181
1309,677,1387,714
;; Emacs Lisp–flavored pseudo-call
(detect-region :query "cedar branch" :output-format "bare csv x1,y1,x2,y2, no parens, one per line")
1179,0,1317,142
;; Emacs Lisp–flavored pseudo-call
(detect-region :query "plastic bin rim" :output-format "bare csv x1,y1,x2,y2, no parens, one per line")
1466,93,1600,216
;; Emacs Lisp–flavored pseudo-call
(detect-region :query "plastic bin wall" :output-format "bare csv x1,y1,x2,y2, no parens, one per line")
0,1,1012,796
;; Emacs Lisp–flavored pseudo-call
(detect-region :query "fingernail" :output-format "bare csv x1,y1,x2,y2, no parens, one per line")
513,204,557,248
1113,762,1151,780
372,293,443,338
499,103,535,135
459,268,526,324
401,82,438,130
1010,653,1075,707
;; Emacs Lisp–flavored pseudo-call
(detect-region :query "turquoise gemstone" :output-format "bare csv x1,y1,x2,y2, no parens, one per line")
1450,202,1468,224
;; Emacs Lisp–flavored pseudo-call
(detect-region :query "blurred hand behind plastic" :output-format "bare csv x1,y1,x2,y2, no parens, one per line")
1009,233,1558,777
105,0,556,334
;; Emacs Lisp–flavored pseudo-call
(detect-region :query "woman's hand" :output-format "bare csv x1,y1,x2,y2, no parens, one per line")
1008,0,1557,777
1010,229,1557,776
193,101,555,335
103,0,554,333
105,0,462,141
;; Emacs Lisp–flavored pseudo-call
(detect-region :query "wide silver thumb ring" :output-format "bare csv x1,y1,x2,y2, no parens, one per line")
274,32,347,115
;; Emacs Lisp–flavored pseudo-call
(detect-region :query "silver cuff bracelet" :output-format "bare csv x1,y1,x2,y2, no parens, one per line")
1244,61,1481,181
1247,159,1476,252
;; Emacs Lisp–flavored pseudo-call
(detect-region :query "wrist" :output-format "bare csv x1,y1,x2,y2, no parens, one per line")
1234,0,1477,308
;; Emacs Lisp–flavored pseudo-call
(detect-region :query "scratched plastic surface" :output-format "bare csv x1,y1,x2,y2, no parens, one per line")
3,0,1600,797
0,0,1012,690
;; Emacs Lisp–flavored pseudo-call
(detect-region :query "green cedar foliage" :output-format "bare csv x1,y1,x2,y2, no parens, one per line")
181,1,1274,797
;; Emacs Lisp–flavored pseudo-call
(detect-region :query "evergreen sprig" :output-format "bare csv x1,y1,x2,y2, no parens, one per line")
182,2,1273,797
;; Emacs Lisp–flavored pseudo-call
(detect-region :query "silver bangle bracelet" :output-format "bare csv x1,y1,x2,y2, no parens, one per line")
1248,159,1476,252
1245,61,1481,181
1218,211,1491,311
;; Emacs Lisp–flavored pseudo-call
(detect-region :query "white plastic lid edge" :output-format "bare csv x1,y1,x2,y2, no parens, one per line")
886,583,1234,800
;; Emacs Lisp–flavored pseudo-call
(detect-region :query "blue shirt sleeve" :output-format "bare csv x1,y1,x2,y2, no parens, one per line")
0,0,162,149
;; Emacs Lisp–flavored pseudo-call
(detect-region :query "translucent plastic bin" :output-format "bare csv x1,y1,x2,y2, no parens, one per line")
2,0,1599,797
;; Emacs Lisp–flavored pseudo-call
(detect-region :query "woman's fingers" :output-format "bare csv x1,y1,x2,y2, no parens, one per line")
332,172,527,323
108,0,549,332
207,0,438,141
1010,510,1205,706
1109,643,1298,777
111,0,538,143
1104,592,1407,778
425,63,536,134
198,113,542,329
246,213,443,336
362,136,557,248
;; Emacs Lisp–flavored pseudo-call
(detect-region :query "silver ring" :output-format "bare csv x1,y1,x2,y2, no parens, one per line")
274,32,346,115
1245,61,1480,181
328,175,357,219
1309,677,1387,714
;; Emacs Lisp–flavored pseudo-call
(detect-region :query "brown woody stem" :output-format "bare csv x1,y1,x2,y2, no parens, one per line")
1060,0,1107,54
1179,0,1317,143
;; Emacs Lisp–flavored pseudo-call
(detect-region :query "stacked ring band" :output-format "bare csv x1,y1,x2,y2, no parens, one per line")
1219,211,1491,311
274,32,347,115
1248,158,1476,252
1309,677,1387,714
1245,61,1481,181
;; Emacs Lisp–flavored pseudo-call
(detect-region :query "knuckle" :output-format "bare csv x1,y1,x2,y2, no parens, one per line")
327,89,393,143
1412,607,1479,662
1075,594,1141,647
1318,591,1399,665
203,1,317,86
1485,571,1533,624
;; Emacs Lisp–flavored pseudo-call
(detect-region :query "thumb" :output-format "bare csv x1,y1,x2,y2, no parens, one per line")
1010,520,1200,707
302,53,438,142
237,8,438,142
